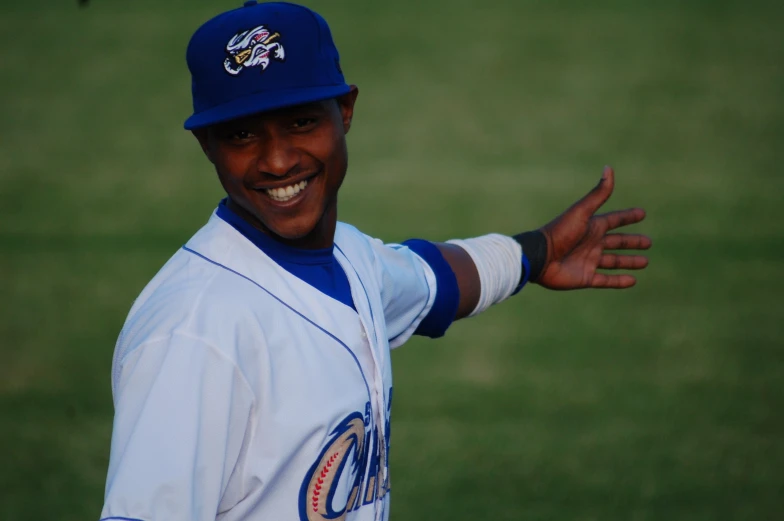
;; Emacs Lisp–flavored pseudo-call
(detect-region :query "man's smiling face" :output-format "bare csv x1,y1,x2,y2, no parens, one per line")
195,87,358,249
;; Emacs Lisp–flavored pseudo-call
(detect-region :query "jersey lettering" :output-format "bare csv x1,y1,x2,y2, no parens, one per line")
299,390,393,520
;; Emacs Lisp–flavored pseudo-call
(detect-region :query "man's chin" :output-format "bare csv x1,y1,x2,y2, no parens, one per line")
269,227,311,241
263,218,327,248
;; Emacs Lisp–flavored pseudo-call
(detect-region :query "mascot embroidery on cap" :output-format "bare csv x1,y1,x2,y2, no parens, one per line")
223,25,285,75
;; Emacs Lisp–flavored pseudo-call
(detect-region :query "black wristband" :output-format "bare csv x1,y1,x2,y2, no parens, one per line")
512,230,548,283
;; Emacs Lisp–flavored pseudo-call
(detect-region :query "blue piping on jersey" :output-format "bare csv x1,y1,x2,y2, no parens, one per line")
334,244,376,328
181,246,372,401
100,517,147,521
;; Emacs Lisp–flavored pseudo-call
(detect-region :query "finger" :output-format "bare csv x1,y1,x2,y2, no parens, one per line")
598,208,646,231
598,253,649,270
575,166,615,218
590,272,637,289
602,233,652,250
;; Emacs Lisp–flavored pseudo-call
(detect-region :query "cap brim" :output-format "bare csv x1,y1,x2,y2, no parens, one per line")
183,84,352,130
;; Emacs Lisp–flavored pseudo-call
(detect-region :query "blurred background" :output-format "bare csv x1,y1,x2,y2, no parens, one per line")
1,0,782,519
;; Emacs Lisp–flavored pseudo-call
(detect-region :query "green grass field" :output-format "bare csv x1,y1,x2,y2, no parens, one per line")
1,1,782,519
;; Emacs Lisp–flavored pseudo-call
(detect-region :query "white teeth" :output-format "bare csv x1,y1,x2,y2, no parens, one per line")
265,179,308,202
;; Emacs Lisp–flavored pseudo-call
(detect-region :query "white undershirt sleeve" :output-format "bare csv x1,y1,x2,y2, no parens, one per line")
101,333,254,521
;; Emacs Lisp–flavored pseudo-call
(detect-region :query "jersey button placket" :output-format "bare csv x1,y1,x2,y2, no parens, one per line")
357,318,388,520
336,248,389,518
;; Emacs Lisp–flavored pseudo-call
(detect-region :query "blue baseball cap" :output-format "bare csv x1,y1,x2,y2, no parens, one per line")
184,1,351,130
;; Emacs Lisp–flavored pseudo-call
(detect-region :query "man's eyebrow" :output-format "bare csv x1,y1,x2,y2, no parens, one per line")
283,101,329,114
209,101,330,131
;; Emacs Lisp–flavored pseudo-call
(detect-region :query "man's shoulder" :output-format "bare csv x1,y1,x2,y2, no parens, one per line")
117,250,253,338
124,215,251,322
114,218,274,366
335,221,365,243
335,221,386,258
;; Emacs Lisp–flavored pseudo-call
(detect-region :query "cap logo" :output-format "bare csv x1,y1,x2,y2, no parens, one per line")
223,25,285,76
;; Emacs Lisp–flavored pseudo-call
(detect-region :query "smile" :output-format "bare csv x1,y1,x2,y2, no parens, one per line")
265,179,308,202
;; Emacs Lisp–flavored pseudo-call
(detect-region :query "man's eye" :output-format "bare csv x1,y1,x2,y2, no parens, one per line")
228,130,254,140
292,117,317,129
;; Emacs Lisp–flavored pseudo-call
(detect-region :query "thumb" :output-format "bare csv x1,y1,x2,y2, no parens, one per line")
576,165,615,217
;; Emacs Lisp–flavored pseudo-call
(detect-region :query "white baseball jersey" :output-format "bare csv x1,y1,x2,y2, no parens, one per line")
100,205,453,521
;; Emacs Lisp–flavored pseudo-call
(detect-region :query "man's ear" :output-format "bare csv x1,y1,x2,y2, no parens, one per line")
336,85,359,134
192,128,214,164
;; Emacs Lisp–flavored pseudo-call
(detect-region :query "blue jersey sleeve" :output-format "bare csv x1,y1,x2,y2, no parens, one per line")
401,239,460,339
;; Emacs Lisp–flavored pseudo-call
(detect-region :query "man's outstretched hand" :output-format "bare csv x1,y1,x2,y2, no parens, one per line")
536,166,651,290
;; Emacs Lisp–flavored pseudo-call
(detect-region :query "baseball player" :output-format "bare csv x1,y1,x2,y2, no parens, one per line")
100,2,651,521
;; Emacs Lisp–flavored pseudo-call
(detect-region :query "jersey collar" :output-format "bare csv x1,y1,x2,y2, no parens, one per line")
215,198,334,266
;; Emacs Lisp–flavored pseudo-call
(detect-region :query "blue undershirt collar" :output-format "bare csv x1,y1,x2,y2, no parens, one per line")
215,199,357,311
216,199,334,266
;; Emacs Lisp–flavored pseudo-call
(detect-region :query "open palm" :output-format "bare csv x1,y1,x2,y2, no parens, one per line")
537,166,651,290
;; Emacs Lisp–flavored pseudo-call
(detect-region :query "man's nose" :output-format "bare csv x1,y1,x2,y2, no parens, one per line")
256,132,300,177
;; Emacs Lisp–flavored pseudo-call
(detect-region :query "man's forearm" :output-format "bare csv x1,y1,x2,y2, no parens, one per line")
435,231,541,321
